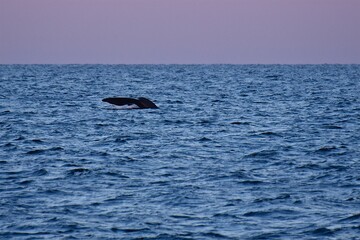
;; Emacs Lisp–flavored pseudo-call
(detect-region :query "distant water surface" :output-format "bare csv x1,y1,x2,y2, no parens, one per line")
1,64,360,239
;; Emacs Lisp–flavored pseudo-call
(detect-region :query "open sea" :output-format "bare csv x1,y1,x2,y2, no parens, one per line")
1,64,360,239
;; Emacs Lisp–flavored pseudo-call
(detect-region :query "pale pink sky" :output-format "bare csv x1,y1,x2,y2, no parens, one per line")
0,0,359,64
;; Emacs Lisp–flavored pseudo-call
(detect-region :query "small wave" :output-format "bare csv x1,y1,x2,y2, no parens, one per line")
346,197,358,201
19,180,33,185
213,212,240,219
170,214,200,220
297,163,321,170
250,232,285,239
316,146,338,152
244,149,278,158
104,194,134,203
67,168,91,176
95,123,109,127
111,227,150,233
230,169,250,179
265,74,282,79
308,227,336,236
114,137,128,143
258,131,281,136
41,189,64,195
0,109,11,114
253,193,291,203
102,171,130,178
15,136,26,141
339,213,360,222
322,124,343,129
230,121,251,125
26,147,64,155
244,209,297,217
114,135,134,143
149,233,194,239
202,231,233,239
325,164,347,171
47,147,64,151
33,168,48,176
150,180,170,186
198,137,211,142
3,142,15,147
198,119,212,124
243,210,271,217
26,149,45,155
0,231,52,238
238,180,264,185
3,170,27,177
90,150,110,157
164,119,191,124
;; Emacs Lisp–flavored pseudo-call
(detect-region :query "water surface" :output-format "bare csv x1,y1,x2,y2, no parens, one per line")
1,64,360,239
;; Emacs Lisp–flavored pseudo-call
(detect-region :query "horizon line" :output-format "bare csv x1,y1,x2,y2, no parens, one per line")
1,63,360,66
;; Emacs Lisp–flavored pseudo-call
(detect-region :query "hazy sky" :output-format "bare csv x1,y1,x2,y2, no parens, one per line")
1,0,359,64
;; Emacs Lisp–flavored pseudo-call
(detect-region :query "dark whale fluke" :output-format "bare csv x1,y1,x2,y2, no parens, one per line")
102,97,158,109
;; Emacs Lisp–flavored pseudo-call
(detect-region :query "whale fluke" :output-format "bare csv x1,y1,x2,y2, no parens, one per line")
102,97,158,109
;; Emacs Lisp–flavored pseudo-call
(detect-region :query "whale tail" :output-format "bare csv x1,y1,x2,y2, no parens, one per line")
102,97,158,109
137,97,158,108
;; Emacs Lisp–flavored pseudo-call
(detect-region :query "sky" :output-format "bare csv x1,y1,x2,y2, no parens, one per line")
0,0,359,64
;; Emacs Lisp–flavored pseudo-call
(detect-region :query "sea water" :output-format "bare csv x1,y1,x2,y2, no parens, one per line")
1,64,360,239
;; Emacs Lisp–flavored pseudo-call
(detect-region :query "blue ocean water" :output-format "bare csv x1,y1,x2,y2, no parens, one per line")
0,64,360,239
